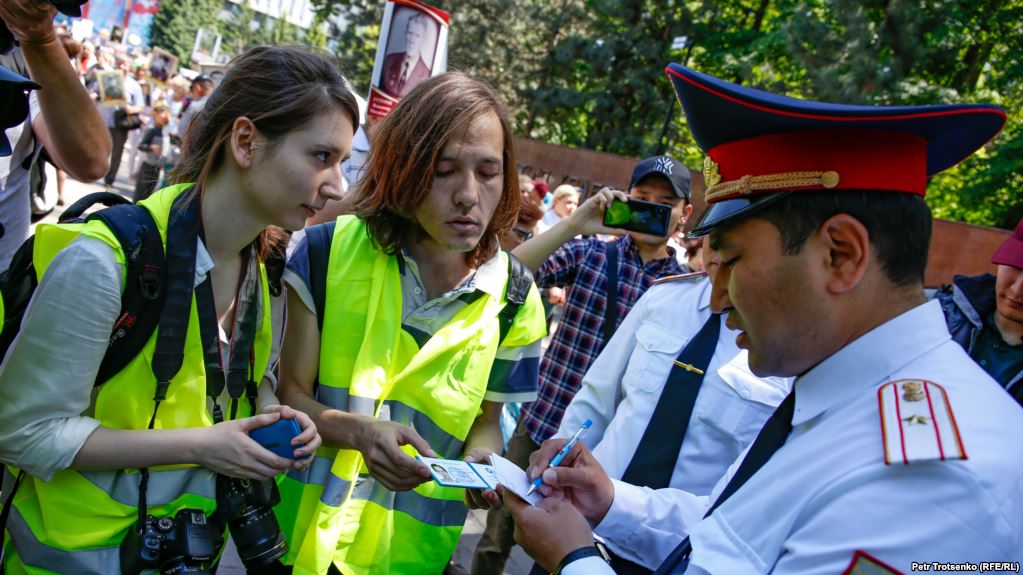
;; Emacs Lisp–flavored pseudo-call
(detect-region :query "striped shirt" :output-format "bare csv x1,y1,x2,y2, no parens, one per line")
284,236,542,403
521,235,686,444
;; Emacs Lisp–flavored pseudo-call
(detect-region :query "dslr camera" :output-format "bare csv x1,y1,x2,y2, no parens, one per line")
216,474,288,568
119,508,216,575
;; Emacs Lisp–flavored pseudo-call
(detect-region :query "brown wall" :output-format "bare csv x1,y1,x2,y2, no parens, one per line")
514,137,1010,288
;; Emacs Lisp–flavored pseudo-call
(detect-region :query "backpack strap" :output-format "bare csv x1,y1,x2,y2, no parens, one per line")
306,221,336,332
602,240,619,350
87,204,165,386
498,253,533,345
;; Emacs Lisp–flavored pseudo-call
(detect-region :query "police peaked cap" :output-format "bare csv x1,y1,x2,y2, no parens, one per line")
664,64,1007,237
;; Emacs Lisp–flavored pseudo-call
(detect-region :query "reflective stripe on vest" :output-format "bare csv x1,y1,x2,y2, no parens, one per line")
3,184,274,575
275,216,545,575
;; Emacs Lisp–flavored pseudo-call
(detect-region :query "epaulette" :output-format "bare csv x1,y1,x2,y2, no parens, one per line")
652,270,708,285
877,379,967,465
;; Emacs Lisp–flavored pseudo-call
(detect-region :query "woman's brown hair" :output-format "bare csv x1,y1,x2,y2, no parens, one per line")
351,72,519,269
171,45,359,259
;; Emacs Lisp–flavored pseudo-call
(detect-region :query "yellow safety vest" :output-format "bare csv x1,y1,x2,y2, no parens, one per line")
1,184,273,575
275,216,545,575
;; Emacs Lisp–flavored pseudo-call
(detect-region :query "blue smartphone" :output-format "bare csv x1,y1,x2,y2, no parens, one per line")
248,418,303,459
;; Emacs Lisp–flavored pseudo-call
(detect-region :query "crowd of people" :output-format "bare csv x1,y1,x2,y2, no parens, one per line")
0,5,1021,575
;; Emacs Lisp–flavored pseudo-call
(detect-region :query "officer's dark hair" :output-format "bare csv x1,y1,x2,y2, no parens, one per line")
754,190,932,287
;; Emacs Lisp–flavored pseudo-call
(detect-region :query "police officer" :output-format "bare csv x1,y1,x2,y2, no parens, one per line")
503,65,1023,574
537,239,789,574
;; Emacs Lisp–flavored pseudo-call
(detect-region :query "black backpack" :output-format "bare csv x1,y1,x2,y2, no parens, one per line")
0,191,166,385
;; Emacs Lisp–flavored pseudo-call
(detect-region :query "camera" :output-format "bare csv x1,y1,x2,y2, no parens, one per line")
216,474,288,568
119,508,216,575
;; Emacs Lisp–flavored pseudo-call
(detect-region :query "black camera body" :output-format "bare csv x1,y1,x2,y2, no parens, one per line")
119,508,215,575
216,475,288,568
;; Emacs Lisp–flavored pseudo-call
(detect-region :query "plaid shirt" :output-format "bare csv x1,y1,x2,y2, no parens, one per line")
521,235,686,444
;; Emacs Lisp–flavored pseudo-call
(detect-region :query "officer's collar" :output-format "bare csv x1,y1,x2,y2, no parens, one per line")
792,300,951,427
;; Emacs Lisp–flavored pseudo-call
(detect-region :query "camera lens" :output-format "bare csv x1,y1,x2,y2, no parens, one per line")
216,476,288,568
230,506,288,566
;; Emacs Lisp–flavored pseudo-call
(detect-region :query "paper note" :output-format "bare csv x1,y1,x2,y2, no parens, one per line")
490,454,543,506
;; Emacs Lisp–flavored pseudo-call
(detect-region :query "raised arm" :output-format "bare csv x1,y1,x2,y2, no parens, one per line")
512,187,627,271
1,0,111,181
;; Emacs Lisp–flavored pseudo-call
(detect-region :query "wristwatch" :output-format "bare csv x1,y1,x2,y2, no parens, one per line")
552,543,612,575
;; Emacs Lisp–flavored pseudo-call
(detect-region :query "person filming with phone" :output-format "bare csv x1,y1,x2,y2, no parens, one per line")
471,155,691,575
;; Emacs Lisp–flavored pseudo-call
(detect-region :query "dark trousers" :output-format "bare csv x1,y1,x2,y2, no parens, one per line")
104,126,129,185
470,419,540,575
133,162,162,202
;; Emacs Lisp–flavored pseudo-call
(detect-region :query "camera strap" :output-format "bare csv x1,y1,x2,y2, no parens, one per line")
193,239,261,424
137,187,201,527
135,190,260,526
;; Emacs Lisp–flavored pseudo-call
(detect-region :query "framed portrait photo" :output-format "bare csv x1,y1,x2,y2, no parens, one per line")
96,69,126,106
368,0,450,118
148,47,179,87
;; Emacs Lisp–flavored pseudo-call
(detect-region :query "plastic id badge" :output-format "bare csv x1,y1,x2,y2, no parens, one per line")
417,456,498,490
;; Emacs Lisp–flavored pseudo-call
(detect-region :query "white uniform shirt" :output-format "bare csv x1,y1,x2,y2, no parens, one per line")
565,300,1023,575
556,275,790,568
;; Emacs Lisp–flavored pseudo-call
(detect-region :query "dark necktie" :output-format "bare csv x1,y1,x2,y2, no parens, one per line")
621,313,722,490
397,61,409,94
652,390,796,575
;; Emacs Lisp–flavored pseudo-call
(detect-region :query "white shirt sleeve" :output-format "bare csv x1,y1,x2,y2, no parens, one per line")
0,236,120,480
555,292,650,445
561,556,616,575
594,479,708,569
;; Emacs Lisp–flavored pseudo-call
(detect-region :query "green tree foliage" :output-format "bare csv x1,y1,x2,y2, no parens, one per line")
310,0,1021,228
149,0,221,66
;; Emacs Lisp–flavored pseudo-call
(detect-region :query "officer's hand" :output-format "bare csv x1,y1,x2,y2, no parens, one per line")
502,485,595,573
354,419,436,491
527,439,615,524
261,404,321,469
564,187,629,238
199,411,295,481
0,0,57,45
462,448,502,510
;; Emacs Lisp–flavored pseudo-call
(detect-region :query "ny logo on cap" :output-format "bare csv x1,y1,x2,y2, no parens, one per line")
655,157,674,175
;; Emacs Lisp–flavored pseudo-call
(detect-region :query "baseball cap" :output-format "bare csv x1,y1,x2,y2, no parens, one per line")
629,155,691,201
992,217,1023,270
0,65,39,156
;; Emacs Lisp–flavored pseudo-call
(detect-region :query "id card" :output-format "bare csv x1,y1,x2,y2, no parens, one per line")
417,457,498,490
417,454,542,506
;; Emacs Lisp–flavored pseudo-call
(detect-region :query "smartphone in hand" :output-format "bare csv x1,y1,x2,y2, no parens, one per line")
249,418,303,459
603,198,673,236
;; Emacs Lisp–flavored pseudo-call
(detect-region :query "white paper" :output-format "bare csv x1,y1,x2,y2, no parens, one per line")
491,454,543,506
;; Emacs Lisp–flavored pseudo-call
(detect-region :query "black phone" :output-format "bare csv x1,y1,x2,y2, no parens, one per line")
602,198,673,236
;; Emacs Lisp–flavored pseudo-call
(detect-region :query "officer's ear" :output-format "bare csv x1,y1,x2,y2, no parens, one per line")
229,116,262,169
817,213,870,295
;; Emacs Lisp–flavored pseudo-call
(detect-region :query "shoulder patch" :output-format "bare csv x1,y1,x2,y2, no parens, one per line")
842,550,903,575
877,379,967,465
652,271,708,285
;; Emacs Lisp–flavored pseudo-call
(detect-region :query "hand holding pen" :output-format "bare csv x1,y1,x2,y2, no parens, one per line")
526,419,592,496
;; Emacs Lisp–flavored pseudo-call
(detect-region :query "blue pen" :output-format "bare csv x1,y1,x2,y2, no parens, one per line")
525,419,592,496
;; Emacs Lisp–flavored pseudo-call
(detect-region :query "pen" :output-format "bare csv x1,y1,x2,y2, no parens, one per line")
526,419,592,496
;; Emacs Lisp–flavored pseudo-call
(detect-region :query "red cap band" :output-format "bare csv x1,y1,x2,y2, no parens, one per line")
708,129,928,197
